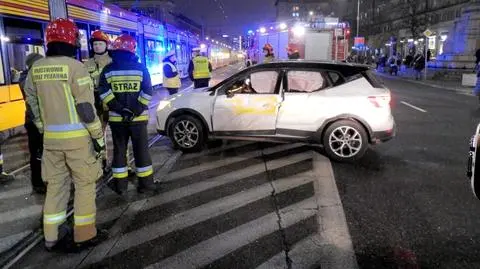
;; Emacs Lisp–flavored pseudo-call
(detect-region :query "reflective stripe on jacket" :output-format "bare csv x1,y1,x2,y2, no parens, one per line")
163,62,181,88
193,56,211,79
24,56,103,150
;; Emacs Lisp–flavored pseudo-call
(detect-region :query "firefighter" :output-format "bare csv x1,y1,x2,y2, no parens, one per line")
85,30,112,174
24,18,107,251
19,52,45,193
188,48,212,89
287,45,300,60
0,132,15,183
98,34,156,195
263,43,275,63
163,50,181,95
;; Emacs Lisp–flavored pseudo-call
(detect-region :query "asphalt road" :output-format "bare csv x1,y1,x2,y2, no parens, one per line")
5,64,480,269
333,75,480,269
0,63,243,262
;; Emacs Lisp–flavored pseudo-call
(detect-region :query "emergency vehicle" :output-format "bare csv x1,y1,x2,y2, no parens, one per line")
247,19,351,63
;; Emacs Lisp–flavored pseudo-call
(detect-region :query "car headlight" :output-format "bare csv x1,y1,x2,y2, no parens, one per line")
157,100,171,111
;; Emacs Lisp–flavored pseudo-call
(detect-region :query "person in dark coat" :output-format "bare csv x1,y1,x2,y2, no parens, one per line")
19,53,46,194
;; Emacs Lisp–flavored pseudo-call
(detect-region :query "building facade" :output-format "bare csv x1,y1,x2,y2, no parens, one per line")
345,0,471,59
275,0,339,23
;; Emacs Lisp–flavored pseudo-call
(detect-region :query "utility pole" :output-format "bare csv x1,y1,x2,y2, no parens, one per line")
356,0,360,37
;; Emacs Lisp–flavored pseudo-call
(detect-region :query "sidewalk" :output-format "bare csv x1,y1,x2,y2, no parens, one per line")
375,68,474,96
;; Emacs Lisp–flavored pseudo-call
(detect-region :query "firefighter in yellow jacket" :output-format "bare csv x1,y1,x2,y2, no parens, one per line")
85,30,111,128
85,30,112,173
24,18,107,251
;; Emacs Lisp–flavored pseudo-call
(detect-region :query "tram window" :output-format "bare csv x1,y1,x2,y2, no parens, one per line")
6,43,45,83
78,29,89,62
155,41,163,53
0,52,5,84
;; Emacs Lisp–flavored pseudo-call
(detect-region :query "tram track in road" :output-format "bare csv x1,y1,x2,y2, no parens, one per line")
0,132,171,269
4,98,164,178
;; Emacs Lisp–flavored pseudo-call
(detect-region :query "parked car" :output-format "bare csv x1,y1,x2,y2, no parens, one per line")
156,61,396,162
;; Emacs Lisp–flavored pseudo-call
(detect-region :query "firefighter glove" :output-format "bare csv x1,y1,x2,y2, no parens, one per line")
121,108,135,122
93,137,106,159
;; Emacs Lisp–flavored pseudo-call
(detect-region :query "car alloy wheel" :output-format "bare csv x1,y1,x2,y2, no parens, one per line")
328,126,363,158
173,120,199,149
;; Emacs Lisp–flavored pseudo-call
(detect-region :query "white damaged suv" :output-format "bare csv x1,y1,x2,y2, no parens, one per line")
156,61,395,162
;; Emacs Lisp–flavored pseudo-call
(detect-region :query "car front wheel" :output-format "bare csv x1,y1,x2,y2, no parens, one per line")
322,120,368,162
169,115,205,153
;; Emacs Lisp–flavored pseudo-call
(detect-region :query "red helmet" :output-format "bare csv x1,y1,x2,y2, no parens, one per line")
46,18,79,46
90,30,110,44
112,34,136,53
263,43,273,52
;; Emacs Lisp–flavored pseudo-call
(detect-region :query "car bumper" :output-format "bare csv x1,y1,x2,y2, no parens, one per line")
372,123,396,143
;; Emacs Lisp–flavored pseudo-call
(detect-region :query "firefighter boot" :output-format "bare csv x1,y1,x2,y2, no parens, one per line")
0,172,15,183
72,229,109,253
45,222,74,252
137,176,158,195
108,179,128,196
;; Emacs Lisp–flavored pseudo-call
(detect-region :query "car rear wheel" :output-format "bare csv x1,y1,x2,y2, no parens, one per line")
169,115,205,153
322,120,368,162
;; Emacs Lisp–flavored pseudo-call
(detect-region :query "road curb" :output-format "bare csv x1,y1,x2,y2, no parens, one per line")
313,153,359,269
376,72,473,96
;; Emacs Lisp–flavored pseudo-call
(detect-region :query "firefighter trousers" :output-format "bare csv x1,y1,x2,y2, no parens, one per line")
167,88,178,95
42,141,102,244
25,121,44,188
110,123,153,191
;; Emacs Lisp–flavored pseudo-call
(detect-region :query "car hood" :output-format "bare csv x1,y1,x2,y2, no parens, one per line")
183,86,210,94
163,86,212,103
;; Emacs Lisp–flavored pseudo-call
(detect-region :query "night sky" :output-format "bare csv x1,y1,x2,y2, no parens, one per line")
174,0,277,38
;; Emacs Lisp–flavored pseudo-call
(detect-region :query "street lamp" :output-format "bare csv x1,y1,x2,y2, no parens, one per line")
292,25,305,36
260,27,266,33
356,0,360,37
309,11,314,16
279,23,287,30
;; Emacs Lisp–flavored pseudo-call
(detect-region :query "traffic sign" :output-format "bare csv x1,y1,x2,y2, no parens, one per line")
423,29,433,37
354,37,365,46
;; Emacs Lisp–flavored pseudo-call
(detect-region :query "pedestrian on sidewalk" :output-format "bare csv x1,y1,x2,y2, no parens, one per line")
413,53,425,80
473,63,480,102
0,131,15,183
163,50,181,95
19,52,45,194
98,34,157,195
24,18,108,251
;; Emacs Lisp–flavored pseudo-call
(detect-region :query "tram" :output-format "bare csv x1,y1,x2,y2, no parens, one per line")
0,0,235,132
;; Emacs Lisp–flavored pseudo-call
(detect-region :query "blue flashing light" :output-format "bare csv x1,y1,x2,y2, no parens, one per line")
247,30,253,34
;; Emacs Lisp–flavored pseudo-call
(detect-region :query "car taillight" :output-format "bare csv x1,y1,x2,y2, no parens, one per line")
368,94,391,108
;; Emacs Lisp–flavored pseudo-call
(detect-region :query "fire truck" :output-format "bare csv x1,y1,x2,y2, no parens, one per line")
247,19,351,63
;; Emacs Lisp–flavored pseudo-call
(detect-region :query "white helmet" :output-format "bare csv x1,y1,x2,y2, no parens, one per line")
165,50,175,58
